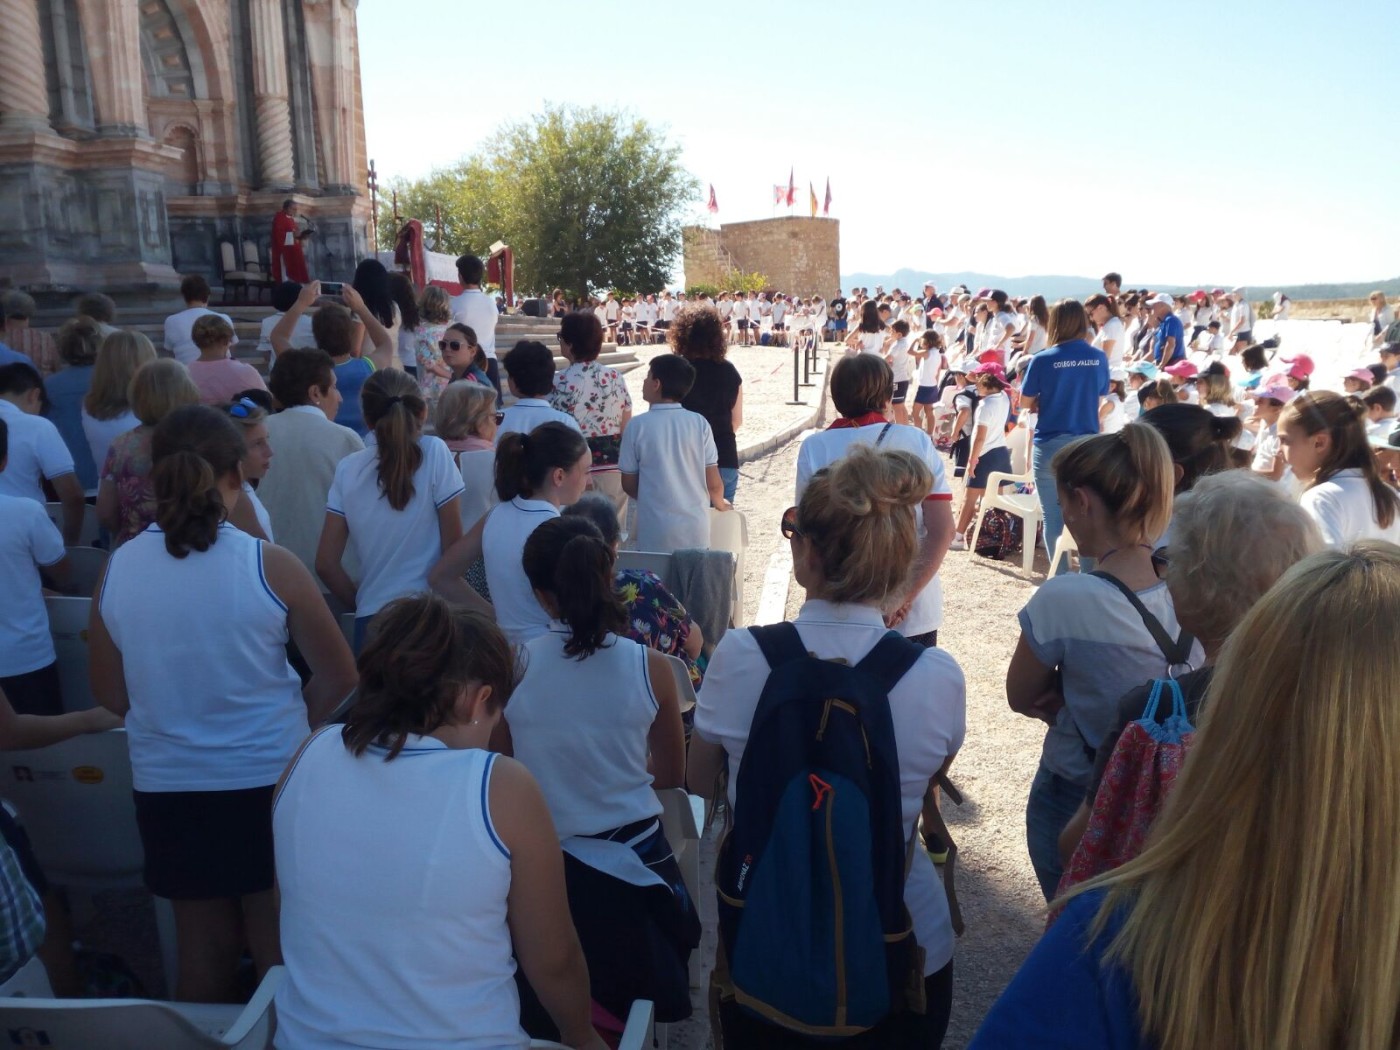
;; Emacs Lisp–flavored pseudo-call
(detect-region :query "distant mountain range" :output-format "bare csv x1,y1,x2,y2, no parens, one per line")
838,268,1400,303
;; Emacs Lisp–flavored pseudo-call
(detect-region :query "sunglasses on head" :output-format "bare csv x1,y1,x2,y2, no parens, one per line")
227,397,260,419
780,506,803,540
439,339,471,352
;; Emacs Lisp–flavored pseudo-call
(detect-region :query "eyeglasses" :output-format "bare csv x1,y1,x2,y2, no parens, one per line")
227,397,261,419
439,339,470,352
779,506,803,540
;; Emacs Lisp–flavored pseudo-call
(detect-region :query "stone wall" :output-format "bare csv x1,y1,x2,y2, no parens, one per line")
682,217,839,298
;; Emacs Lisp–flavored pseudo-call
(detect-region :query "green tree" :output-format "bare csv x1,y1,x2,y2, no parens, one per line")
378,105,698,298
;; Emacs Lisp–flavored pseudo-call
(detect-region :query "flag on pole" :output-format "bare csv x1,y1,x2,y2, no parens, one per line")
707,184,718,214
773,184,787,205
786,167,796,207
809,182,818,218
823,178,832,216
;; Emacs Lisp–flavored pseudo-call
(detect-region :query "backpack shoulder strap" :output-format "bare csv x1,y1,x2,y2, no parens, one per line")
854,630,926,694
746,623,809,670
1090,572,1195,667
875,422,893,447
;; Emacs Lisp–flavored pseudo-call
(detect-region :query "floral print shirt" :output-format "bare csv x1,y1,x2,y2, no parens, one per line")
617,569,702,687
413,323,452,405
551,360,632,468
102,426,156,546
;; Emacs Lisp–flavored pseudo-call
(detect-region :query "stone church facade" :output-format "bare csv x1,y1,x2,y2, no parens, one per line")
0,0,369,298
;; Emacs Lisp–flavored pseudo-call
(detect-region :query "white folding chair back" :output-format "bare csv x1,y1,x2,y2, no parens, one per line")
1049,529,1080,578
219,241,239,274
969,470,1041,573
616,550,673,587
0,966,282,1049
44,503,99,547
530,998,655,1050
0,957,53,998
63,546,108,598
45,596,95,713
708,508,748,626
241,240,263,274
662,654,696,715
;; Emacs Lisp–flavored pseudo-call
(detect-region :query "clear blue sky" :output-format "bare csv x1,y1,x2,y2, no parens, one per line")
358,0,1399,287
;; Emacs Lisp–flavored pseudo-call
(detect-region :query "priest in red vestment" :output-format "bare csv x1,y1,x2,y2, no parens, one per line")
270,199,310,283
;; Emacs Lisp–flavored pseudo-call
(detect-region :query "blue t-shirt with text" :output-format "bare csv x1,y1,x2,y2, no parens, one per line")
1020,340,1110,442
1153,315,1186,366
969,890,1148,1049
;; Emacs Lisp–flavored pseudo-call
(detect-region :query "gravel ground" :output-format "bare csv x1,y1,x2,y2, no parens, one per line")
665,374,1051,1049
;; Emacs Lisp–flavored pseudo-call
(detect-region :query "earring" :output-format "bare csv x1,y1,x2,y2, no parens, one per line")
468,719,480,726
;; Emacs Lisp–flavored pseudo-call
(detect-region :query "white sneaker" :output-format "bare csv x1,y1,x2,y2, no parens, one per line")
949,533,967,551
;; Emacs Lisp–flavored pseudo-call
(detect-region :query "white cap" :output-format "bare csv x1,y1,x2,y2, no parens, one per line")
1148,294,1174,308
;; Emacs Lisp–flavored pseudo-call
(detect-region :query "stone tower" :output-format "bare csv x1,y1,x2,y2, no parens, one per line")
682,217,839,298
0,0,370,298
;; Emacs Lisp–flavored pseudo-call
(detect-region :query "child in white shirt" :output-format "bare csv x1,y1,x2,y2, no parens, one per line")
619,355,731,553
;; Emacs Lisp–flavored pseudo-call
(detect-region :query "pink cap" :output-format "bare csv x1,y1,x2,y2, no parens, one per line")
1348,367,1377,384
1254,384,1296,404
968,361,1008,384
1281,352,1315,378
1164,360,1198,378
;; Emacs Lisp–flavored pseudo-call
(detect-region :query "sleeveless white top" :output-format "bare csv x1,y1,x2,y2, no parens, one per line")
274,729,523,1049
508,627,662,839
482,497,558,646
99,524,305,792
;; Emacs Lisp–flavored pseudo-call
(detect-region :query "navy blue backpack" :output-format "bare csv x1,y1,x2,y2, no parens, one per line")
713,623,925,1038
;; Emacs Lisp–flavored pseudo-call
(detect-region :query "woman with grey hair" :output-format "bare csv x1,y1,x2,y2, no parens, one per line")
1056,469,1323,864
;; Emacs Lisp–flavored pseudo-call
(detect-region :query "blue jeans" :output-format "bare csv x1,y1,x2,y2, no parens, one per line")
1026,765,1085,902
1032,434,1079,575
718,466,739,503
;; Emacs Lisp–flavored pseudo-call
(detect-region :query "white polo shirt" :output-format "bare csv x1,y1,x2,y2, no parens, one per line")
694,600,966,976
1299,468,1400,548
448,289,499,360
973,391,1010,452
618,403,717,553
482,496,559,646
0,494,64,676
163,306,238,365
325,435,464,617
498,398,582,439
0,399,76,504
795,422,953,635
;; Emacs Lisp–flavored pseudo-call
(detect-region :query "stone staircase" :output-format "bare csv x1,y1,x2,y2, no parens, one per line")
33,306,641,377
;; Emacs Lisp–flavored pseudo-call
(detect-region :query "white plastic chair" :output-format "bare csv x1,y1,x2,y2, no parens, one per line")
709,507,749,626
62,546,108,598
655,786,705,994
616,550,673,586
1007,424,1032,476
662,653,696,715
529,998,655,1050
0,965,283,1049
43,503,99,547
1048,529,1080,578
0,957,53,998
45,596,95,713
0,730,178,993
968,470,1041,574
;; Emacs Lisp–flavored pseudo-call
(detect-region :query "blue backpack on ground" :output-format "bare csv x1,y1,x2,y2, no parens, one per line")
713,622,926,1038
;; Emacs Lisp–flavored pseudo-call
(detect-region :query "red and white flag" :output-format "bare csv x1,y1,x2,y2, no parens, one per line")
823,177,832,216
773,184,787,205
707,184,718,214
786,167,796,206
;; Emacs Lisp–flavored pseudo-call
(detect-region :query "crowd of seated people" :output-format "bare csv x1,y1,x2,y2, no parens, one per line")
6,274,1400,1050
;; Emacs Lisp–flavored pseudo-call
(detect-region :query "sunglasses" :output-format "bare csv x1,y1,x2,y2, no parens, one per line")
494,411,505,426
227,397,261,419
439,339,472,352
780,506,803,540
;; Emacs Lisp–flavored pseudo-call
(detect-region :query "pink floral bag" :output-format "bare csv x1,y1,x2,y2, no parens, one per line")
1056,678,1195,901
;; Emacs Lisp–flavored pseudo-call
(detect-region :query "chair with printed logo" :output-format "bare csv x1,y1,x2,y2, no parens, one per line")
0,731,178,993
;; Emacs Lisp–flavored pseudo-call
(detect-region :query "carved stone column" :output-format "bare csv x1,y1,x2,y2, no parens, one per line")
0,0,53,132
249,0,295,189
75,0,147,135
